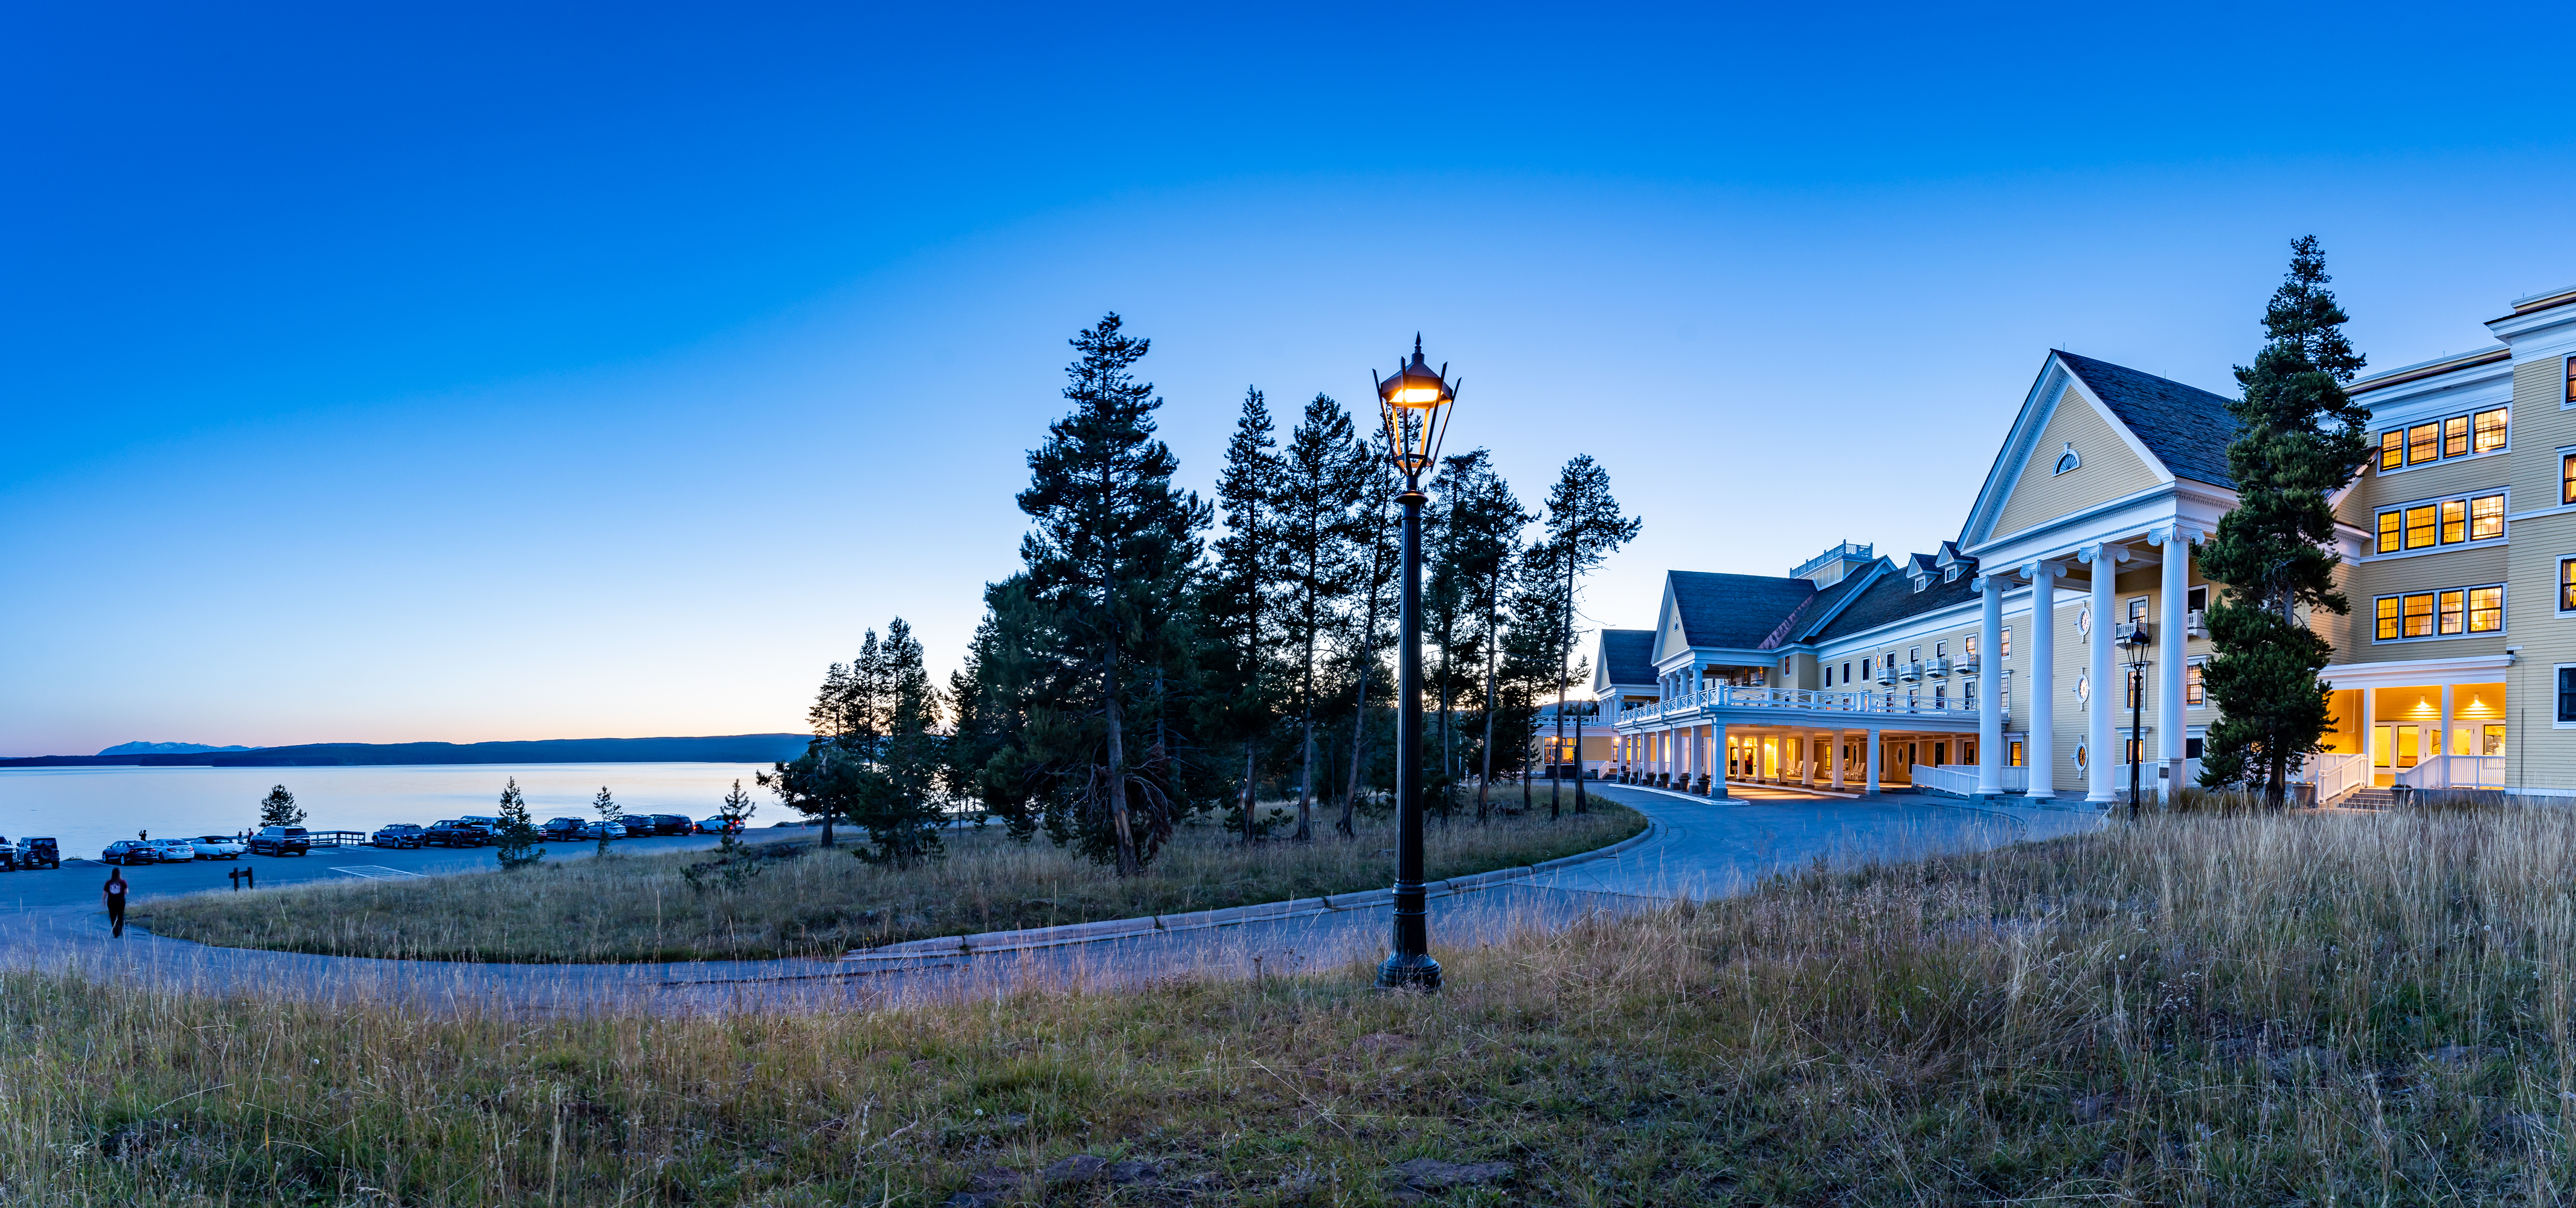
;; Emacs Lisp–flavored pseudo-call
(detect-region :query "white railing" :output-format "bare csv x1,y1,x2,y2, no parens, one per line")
1912,764,1976,796
2398,755,2507,791
1613,685,1988,728
1938,762,2029,792
1924,656,1951,678
2309,752,2370,803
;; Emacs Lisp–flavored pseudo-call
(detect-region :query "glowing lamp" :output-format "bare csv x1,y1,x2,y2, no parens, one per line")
1372,335,1461,483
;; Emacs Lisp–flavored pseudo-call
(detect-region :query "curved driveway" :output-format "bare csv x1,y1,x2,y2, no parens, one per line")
0,785,2101,1014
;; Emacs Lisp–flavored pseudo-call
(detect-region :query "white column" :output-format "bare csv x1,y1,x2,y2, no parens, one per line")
2082,542,2125,805
1864,727,1882,796
1710,722,1729,798
2441,684,2455,769
1831,729,1846,789
2153,525,2194,794
1976,574,2005,797
1802,731,1817,787
2025,562,2062,798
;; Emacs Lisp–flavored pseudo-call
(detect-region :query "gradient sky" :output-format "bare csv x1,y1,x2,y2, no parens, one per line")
6,2,2574,756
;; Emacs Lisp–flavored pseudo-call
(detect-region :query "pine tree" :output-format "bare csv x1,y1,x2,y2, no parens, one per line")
1435,451,1532,820
1506,542,1572,815
849,617,948,866
1336,431,1403,837
1271,392,1369,841
492,777,544,870
2198,236,2371,806
1014,313,1209,875
1538,455,1641,814
1207,387,1282,843
257,785,303,828
591,786,623,857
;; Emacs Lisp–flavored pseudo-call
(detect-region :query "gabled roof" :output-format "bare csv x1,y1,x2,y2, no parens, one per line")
2054,350,2240,489
1669,570,1817,650
1808,557,1984,644
1596,629,1656,686
1768,564,1878,646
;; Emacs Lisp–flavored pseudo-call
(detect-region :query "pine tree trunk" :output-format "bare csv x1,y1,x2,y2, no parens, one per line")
1476,599,1500,821
1241,744,1259,843
1340,657,1368,838
1105,640,1139,877
1297,710,1315,841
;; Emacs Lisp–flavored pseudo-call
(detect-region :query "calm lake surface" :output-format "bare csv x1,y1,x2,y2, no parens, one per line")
0,763,774,860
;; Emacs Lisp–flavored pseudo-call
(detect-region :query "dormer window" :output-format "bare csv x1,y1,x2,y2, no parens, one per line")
2053,442,2081,475
1944,565,1959,581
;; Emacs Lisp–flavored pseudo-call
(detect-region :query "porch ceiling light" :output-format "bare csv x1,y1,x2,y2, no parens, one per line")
1373,335,1460,483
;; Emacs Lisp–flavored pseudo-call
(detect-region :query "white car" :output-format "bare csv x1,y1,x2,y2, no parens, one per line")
186,835,248,860
148,839,201,863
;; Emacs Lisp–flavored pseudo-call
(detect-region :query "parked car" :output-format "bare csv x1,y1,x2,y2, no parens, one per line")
576,820,628,841
541,817,585,840
0,838,13,872
13,838,60,870
371,823,425,849
185,835,247,859
634,814,690,837
248,826,312,856
423,820,486,847
694,817,744,835
101,840,165,866
152,838,205,862
457,815,507,838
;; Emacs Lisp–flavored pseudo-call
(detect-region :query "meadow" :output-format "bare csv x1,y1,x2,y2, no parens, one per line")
138,790,1643,962
28,801,2576,1204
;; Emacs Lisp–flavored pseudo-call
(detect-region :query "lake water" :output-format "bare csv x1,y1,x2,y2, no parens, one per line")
0,763,776,859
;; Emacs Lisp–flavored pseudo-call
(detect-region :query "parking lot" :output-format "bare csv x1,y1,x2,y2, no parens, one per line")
0,826,821,917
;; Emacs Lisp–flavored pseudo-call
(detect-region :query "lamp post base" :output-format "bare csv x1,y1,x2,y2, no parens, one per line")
1375,951,1442,992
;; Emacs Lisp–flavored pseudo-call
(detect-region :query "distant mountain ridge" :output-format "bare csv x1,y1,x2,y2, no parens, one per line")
4,734,814,769
95,741,258,756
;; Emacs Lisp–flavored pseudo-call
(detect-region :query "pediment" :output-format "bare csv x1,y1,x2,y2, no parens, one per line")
1961,354,2173,550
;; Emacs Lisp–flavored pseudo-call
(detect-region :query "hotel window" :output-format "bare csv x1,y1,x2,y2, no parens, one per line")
1861,658,1871,680
1843,661,1854,683
2377,583,2504,641
2565,559,2576,611
2124,673,2141,709
2001,628,2012,657
1964,634,1978,658
1907,646,1920,662
2379,429,2404,470
2407,422,2439,464
2444,415,2471,458
1935,640,1948,657
2473,495,2505,541
2009,740,2025,767
2185,661,2205,707
2567,356,2576,406
2188,585,2208,612
2560,666,2576,724
2565,454,2576,506
1933,685,1946,707
2127,596,2148,623
2476,408,2509,452
2375,492,2505,552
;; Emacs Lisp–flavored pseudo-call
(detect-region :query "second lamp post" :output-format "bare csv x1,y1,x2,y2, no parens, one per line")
1372,336,1460,992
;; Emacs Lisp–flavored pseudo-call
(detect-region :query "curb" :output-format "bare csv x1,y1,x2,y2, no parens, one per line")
839,815,1663,964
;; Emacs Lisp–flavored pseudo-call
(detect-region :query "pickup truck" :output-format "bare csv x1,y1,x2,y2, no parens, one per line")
249,826,311,856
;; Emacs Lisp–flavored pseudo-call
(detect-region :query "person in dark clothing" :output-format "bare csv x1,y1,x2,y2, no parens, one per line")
103,868,130,937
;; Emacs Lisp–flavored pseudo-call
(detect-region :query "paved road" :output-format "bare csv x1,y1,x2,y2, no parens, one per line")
0,787,2102,1015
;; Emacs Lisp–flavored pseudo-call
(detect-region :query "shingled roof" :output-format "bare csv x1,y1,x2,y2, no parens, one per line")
1669,571,1818,649
1596,629,1656,686
2055,350,2240,489
1808,558,1984,643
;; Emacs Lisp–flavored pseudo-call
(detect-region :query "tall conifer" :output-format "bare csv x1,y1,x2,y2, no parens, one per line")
2197,237,2371,806
1207,387,1282,841
1270,392,1369,841
1538,455,1640,814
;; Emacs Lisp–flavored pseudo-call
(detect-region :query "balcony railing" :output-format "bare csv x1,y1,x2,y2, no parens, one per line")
1614,685,1991,726
1956,655,1980,676
1924,655,1951,678
1897,661,1922,682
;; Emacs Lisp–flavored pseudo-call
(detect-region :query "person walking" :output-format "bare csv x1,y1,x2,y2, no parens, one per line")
102,867,129,937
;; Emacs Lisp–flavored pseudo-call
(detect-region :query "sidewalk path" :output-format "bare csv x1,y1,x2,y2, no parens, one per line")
0,786,2101,1015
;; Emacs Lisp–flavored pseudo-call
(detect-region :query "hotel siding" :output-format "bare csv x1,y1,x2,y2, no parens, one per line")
1584,284,2576,803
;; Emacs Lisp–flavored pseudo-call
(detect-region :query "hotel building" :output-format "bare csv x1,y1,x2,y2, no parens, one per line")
1594,284,2576,804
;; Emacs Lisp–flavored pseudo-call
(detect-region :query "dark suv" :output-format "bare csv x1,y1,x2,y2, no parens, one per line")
249,826,311,856
541,817,585,840
423,820,486,847
14,838,59,870
371,823,425,849
639,814,692,837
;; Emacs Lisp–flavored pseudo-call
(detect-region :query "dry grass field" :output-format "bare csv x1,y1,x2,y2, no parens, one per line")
30,802,2576,1204
137,791,1644,962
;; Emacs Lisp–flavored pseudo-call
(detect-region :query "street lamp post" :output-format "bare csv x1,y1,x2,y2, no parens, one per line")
2121,620,2153,820
1372,336,1460,992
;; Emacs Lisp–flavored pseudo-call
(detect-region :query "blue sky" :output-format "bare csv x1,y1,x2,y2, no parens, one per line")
5,2,2572,755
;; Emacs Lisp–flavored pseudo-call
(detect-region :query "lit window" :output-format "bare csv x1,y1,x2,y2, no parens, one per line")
2441,499,2467,545
2565,560,2576,611
2405,505,2438,549
2379,429,2404,471
2408,423,2439,464
2565,454,2576,506
2185,662,2205,707
2403,593,2435,638
2377,596,2401,641
2443,415,2470,458
2124,673,2141,708
2567,356,2576,406
2127,596,2148,623
2073,744,2088,772
2075,673,2090,704
2002,628,2012,657
2470,495,2504,541
2475,407,2508,452
2468,586,2503,632
1964,634,1978,657
2377,510,2401,554
2438,589,2465,635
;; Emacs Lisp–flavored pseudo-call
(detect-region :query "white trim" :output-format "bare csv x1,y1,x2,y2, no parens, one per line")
2321,653,2513,689
2556,663,2576,730
2362,537,2509,564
